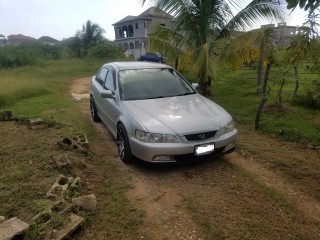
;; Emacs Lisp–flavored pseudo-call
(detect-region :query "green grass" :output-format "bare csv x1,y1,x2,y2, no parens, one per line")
0,57,319,239
1,57,319,146
0,57,144,239
212,66,320,146
0,57,123,113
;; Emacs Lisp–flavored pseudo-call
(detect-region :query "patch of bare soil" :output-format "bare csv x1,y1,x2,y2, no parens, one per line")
226,153,320,222
70,77,90,101
70,77,320,239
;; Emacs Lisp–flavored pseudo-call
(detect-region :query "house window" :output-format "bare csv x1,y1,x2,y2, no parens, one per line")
128,25,133,37
136,23,138,29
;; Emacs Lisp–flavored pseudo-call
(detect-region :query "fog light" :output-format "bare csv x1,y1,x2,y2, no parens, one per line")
224,142,235,151
152,156,173,161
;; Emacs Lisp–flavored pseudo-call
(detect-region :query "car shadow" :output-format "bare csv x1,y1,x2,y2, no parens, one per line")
129,154,228,174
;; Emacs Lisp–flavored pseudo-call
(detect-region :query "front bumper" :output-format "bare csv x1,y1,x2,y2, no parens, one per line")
129,129,237,162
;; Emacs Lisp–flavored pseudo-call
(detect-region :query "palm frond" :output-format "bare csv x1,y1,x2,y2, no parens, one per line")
223,0,285,33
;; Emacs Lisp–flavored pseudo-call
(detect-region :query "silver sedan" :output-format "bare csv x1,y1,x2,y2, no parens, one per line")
89,61,237,163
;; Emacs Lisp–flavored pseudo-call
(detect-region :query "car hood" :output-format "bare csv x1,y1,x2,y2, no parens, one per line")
122,94,231,134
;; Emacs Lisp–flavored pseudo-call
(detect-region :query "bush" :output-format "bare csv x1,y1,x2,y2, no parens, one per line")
0,43,63,68
87,41,123,59
292,79,320,109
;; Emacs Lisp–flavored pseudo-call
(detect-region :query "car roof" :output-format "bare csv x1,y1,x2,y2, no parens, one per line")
104,61,170,71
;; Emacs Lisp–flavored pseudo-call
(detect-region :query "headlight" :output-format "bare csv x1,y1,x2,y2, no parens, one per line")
135,130,179,143
220,120,235,136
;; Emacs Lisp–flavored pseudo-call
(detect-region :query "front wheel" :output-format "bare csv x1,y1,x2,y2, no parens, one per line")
90,97,101,122
117,124,134,163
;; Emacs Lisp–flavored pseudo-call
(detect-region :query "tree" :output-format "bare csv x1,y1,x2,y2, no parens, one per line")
142,0,285,95
249,29,275,130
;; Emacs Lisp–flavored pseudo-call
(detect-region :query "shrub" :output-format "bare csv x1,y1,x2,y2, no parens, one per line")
292,79,320,109
0,43,62,68
0,45,37,68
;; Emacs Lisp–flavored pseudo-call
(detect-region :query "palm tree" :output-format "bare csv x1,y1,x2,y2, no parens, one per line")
77,20,105,55
142,0,285,95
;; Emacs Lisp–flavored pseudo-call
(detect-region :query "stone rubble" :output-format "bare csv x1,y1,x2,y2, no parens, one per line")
0,217,29,240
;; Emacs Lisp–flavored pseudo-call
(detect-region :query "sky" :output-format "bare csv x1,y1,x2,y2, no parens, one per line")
0,0,309,41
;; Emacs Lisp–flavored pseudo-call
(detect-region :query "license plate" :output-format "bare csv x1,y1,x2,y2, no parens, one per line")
195,143,215,156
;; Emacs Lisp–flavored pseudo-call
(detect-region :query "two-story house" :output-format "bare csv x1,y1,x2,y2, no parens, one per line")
261,22,304,48
0,34,7,46
112,7,174,60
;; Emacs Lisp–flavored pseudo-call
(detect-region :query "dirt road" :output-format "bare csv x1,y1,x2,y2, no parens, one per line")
71,77,320,239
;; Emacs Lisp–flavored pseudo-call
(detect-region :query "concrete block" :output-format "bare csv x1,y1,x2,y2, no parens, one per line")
46,175,73,200
0,111,12,121
0,217,29,240
29,118,43,125
57,137,88,155
46,213,84,240
53,154,71,168
70,177,81,189
75,134,89,148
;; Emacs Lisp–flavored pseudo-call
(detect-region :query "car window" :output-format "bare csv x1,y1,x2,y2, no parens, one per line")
104,69,115,92
119,68,195,100
97,67,108,86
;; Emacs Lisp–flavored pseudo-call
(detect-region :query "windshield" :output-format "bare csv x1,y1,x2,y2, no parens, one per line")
119,68,195,100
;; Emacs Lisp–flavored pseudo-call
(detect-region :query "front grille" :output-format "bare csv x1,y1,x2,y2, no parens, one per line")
184,130,217,141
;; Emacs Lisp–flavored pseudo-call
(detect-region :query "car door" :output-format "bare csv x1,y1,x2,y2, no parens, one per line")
99,67,118,136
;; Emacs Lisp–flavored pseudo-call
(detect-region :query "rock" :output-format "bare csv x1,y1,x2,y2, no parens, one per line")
184,171,193,179
307,143,315,150
72,194,97,211
0,216,5,224
0,217,29,240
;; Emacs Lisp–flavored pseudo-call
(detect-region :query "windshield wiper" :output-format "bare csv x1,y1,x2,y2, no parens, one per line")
145,96,164,99
175,92,195,96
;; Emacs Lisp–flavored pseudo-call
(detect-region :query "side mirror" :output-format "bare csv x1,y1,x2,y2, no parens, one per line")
100,90,115,99
192,83,199,90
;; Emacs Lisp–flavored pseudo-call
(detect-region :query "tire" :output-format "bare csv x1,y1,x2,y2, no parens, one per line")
90,97,101,122
117,124,134,163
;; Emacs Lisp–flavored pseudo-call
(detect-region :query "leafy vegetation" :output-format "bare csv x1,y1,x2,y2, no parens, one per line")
0,20,122,69
143,0,284,95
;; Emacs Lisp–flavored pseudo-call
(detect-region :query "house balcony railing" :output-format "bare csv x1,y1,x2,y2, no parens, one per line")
114,35,147,41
